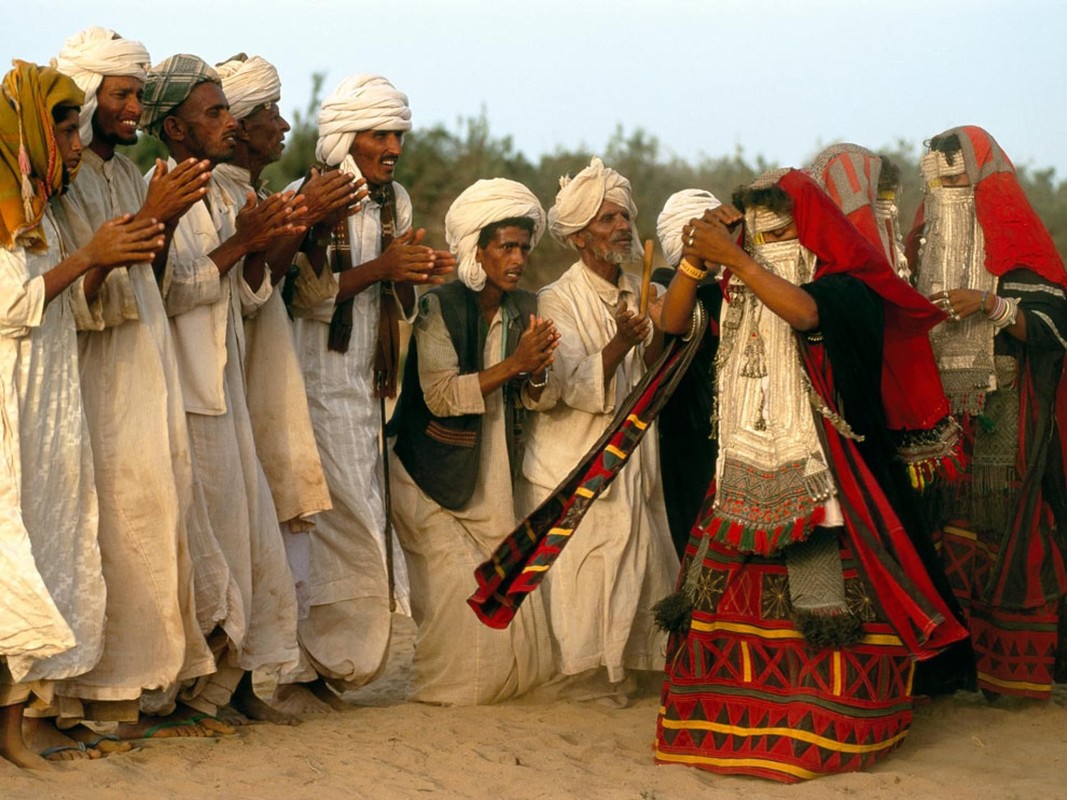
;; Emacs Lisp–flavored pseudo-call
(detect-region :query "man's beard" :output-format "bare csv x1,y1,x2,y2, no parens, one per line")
591,235,632,266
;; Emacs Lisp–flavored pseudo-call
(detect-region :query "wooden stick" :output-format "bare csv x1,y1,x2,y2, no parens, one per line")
639,239,654,316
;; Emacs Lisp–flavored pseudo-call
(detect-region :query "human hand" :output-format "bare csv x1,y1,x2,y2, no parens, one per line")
297,168,368,230
612,300,652,349
376,228,440,283
140,158,212,225
234,190,307,254
80,213,165,271
512,315,560,375
682,208,746,272
930,288,986,322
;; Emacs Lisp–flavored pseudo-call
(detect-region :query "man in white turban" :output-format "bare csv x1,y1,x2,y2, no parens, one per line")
283,72,453,705
45,27,222,746
651,189,725,558
518,157,677,705
389,178,557,704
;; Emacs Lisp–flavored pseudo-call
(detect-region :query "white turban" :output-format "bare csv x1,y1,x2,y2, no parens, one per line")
216,54,281,121
445,179,546,291
547,156,639,257
51,26,150,146
656,189,722,267
315,74,411,174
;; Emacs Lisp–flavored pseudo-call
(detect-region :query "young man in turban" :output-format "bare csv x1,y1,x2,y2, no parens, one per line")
908,126,1067,701
518,157,675,706
0,61,164,765
140,53,306,725
48,26,220,743
653,168,968,781
283,74,452,704
215,53,361,716
389,178,558,705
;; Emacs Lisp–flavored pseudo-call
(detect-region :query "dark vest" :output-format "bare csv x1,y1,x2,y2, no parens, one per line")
391,281,537,510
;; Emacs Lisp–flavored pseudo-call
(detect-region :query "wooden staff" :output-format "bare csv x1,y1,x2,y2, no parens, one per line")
638,239,655,316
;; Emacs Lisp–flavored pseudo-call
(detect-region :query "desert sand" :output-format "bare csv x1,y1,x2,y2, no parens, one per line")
3,615,1066,800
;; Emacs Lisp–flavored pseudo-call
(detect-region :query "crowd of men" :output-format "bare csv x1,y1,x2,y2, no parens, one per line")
0,26,1063,783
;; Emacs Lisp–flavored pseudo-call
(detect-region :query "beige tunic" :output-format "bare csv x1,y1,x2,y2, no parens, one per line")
160,164,298,678
391,294,553,704
520,262,677,682
286,185,413,687
47,150,215,706
0,212,105,684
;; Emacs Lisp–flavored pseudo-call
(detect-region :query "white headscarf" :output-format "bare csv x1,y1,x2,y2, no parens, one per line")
216,54,281,121
51,26,150,146
547,156,639,256
656,189,722,267
315,74,411,177
445,178,546,291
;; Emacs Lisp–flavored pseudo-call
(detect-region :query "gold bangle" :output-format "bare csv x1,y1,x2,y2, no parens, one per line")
677,258,708,282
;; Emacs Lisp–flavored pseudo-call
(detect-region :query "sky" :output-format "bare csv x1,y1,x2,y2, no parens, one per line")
10,0,1067,178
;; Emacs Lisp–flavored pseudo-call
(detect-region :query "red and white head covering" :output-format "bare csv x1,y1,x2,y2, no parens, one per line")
907,125,1066,288
51,26,150,147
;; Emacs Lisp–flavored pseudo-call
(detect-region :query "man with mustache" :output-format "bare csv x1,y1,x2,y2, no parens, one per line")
281,74,453,709
518,157,675,707
139,53,305,725
48,27,219,744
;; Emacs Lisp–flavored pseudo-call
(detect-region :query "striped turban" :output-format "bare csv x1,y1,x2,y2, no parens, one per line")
140,54,219,137
547,156,639,257
656,189,722,267
445,178,545,291
51,26,150,146
315,74,411,171
216,53,281,121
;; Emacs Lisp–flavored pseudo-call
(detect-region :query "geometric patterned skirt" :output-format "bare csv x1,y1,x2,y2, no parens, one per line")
938,524,1060,699
655,534,916,782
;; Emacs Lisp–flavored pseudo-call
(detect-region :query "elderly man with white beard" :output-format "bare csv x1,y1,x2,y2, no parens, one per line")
47,27,221,745
282,74,453,707
517,157,675,707
139,54,306,726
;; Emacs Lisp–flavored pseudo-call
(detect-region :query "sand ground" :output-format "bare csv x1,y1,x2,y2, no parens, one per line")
4,615,1066,800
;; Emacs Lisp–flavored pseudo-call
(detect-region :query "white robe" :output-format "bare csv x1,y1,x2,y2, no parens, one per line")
47,150,215,708
0,211,105,684
288,184,412,686
391,294,553,704
519,261,677,682
160,163,297,677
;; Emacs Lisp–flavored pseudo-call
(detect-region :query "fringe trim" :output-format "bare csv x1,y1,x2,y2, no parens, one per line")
705,506,826,556
793,608,865,649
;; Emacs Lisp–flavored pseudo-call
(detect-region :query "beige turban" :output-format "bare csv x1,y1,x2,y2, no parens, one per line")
547,156,639,257
51,26,150,146
140,54,219,137
656,189,722,267
445,178,546,291
315,74,411,173
216,54,281,121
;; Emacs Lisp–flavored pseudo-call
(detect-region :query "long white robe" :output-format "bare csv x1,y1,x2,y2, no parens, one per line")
0,211,105,685
160,163,297,682
47,150,215,709
288,185,412,687
391,294,553,704
519,261,677,682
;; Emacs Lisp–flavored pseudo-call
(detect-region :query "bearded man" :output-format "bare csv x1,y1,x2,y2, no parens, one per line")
282,74,453,702
48,27,218,743
653,169,968,781
0,61,163,765
140,53,304,723
518,157,675,706
908,126,1067,701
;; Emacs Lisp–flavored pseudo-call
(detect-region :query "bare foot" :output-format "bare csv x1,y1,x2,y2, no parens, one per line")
213,705,251,727
169,704,236,735
22,716,101,761
272,684,335,716
0,704,51,769
306,679,351,712
231,672,301,726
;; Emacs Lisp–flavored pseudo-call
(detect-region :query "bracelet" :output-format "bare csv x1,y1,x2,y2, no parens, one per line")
526,370,548,389
980,290,989,314
677,258,708,282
